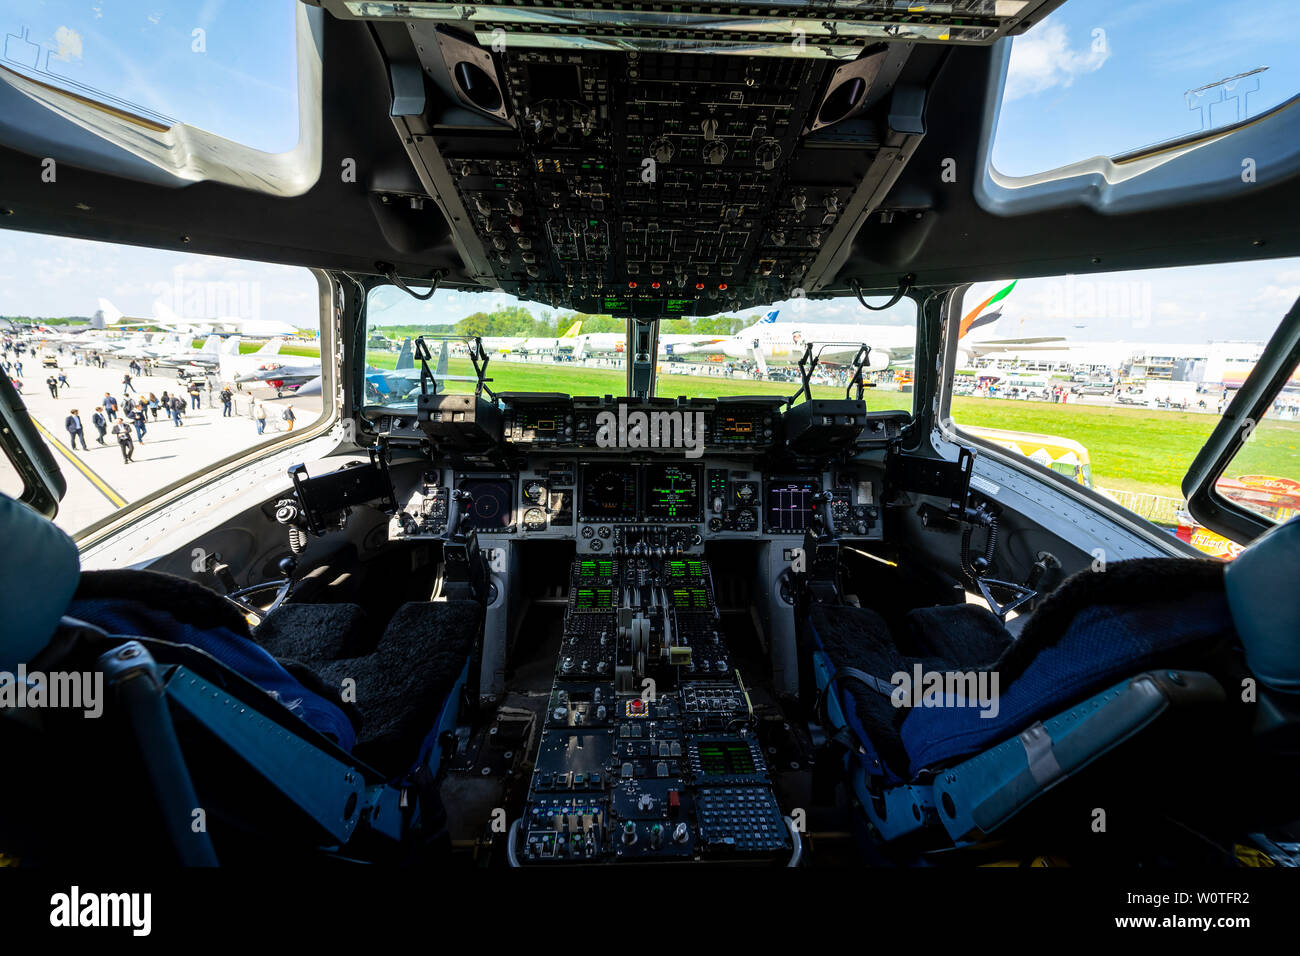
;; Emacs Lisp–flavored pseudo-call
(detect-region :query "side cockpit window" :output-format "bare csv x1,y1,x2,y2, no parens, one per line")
0,232,325,536
1213,357,1300,530
950,260,1300,558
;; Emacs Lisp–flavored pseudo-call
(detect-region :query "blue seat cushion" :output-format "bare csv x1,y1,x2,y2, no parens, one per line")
68,569,357,752
0,493,80,672
901,590,1236,774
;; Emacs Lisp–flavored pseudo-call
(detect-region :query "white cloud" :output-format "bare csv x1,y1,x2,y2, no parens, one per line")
1004,19,1111,102
51,26,83,63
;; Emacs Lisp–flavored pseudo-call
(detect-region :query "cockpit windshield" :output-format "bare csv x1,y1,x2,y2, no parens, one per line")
363,284,917,408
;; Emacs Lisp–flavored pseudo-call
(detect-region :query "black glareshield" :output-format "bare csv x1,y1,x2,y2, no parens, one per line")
287,457,396,537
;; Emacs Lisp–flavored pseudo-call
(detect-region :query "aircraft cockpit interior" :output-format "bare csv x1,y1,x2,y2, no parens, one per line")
2,0,1300,918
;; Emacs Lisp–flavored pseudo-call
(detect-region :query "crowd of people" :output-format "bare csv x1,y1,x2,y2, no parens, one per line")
3,335,302,468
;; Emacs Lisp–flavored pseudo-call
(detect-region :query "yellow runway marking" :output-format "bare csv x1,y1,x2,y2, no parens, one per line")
31,420,128,508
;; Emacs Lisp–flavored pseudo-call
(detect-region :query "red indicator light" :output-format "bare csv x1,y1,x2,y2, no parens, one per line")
651,281,661,289
718,283,728,291
695,283,705,290
628,281,638,289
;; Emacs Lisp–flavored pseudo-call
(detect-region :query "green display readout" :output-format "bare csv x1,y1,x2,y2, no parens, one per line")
598,297,697,317
575,588,614,610
578,558,614,578
670,588,709,610
698,742,756,777
667,559,704,579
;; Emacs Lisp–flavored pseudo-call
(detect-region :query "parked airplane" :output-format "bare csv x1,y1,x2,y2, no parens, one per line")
570,287,1064,370
216,338,288,384
153,335,242,370
235,338,475,399
154,302,300,338
479,320,584,356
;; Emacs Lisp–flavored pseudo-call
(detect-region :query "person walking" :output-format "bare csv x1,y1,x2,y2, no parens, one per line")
148,392,160,420
91,406,108,444
220,385,233,417
171,394,185,425
64,409,88,450
282,404,296,432
103,393,117,421
14,359,22,376
46,375,59,398
188,381,202,410
57,372,70,389
111,419,135,463
122,372,135,395
131,405,148,443
254,400,267,435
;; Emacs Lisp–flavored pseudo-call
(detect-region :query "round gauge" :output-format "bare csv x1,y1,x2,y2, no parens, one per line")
460,479,513,530
524,481,547,503
734,481,757,503
831,499,852,521
523,507,547,531
734,507,757,532
597,525,611,538
580,526,595,539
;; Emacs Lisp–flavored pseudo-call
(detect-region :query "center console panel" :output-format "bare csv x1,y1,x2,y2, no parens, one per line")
516,549,792,864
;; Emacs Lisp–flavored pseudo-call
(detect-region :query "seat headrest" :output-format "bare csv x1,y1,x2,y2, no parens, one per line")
1224,515,1300,693
0,494,81,671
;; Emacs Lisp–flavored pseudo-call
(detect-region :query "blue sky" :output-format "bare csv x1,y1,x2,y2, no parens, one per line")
0,1,1298,343
993,0,1300,174
2,0,299,151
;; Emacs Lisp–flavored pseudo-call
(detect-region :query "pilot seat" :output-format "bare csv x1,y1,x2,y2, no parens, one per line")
0,492,480,865
805,517,1300,860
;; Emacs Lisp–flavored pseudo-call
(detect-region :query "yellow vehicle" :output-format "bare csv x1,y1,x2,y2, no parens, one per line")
962,425,1094,488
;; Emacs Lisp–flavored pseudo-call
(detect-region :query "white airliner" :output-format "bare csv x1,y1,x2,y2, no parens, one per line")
479,320,585,355
95,297,299,338
573,281,1066,370
154,302,300,338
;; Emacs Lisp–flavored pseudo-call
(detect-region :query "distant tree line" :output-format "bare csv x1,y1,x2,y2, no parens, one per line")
1,316,93,325
372,308,761,340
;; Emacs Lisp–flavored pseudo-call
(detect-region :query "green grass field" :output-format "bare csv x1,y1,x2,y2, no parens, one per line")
232,343,1300,502
948,398,1300,499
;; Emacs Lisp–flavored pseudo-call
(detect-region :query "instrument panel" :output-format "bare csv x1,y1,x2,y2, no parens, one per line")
764,478,820,535
383,395,902,545
643,463,702,523
457,475,516,530
580,465,640,522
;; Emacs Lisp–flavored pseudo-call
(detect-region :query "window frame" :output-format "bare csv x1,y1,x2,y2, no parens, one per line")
1184,294,1300,546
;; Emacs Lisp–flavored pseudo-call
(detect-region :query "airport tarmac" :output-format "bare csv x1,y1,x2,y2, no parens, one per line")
13,350,323,536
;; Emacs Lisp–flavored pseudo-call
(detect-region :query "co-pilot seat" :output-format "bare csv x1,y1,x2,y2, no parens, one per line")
807,517,1300,848
0,492,478,863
